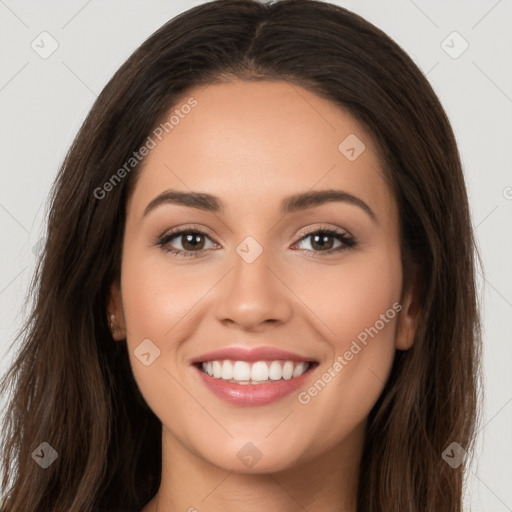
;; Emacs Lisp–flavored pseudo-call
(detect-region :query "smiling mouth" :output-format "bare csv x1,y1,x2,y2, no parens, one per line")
195,359,319,385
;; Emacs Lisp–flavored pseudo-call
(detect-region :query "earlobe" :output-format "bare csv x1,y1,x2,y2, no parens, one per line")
107,281,127,341
395,273,421,351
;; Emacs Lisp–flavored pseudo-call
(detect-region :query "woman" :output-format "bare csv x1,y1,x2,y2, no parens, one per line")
0,0,482,510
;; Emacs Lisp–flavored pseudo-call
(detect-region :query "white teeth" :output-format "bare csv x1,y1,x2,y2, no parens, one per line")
212,361,222,378
293,362,307,378
250,361,268,381
221,360,233,380
233,361,251,381
268,361,282,380
282,361,294,380
200,359,312,384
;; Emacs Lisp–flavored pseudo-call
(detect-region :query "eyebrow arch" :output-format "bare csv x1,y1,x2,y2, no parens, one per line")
143,188,377,223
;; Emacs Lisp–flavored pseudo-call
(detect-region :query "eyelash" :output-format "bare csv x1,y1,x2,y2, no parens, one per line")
155,224,357,259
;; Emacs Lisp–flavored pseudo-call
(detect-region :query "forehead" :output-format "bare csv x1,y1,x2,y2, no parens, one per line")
128,80,395,222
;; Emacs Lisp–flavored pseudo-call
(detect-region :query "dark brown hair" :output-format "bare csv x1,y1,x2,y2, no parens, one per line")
0,0,482,510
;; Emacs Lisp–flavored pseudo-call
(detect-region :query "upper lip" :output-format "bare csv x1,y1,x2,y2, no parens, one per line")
191,346,316,364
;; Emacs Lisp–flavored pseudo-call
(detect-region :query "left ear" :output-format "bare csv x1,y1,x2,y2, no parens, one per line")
107,280,127,341
395,269,421,351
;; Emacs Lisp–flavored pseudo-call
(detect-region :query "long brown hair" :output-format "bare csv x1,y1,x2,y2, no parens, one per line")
0,0,482,510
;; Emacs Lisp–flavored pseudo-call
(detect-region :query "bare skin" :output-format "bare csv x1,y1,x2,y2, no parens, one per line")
108,80,419,512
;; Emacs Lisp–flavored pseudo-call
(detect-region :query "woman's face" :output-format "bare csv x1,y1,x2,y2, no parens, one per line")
110,80,418,473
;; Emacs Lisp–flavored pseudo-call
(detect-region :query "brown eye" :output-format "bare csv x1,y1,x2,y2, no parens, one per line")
179,232,206,251
294,229,356,255
157,228,218,258
309,232,336,251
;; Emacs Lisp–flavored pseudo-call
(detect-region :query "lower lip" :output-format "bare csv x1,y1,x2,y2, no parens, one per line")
193,364,317,406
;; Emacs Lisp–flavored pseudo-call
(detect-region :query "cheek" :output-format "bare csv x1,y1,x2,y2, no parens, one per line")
120,247,210,345
294,243,402,352
293,247,402,438
119,255,210,446
118,246,197,409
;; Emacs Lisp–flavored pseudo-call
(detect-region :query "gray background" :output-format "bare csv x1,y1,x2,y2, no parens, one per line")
1,0,511,509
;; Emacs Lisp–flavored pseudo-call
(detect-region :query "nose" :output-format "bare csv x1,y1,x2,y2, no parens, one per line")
214,244,293,332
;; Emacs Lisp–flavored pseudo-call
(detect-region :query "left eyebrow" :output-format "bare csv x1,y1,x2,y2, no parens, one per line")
143,188,377,223
280,189,377,223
